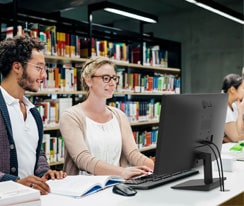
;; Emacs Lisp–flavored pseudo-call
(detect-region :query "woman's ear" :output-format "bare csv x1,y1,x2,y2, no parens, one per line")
85,77,92,88
229,86,236,94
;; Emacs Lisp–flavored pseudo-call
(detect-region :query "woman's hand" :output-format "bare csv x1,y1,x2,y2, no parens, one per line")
121,166,153,180
42,169,67,181
237,98,244,111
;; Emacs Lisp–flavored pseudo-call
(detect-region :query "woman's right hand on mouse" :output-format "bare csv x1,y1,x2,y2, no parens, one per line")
121,166,153,180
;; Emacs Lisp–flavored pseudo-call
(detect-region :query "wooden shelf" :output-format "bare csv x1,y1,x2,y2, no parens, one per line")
49,161,64,166
139,145,156,152
44,55,180,73
43,120,159,131
130,120,159,126
114,91,176,96
44,125,59,131
25,90,85,96
26,90,176,96
45,55,87,64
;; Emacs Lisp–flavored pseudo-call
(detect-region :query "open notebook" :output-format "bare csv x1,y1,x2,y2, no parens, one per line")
47,175,124,198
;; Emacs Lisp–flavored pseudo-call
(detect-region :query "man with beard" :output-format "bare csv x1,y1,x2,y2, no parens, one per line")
0,35,66,195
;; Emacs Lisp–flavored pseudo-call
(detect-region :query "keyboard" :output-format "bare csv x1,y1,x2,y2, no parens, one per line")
124,169,199,189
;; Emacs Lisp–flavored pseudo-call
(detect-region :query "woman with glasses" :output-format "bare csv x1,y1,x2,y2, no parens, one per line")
222,73,244,142
60,56,154,180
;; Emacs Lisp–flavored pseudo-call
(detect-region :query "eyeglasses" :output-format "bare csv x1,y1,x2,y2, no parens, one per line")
24,62,48,73
92,74,120,84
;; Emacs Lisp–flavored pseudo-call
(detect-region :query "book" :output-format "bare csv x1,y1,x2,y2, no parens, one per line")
58,97,73,119
46,175,124,198
0,181,41,206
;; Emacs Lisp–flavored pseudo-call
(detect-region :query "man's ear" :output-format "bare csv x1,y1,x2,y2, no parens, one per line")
12,62,22,73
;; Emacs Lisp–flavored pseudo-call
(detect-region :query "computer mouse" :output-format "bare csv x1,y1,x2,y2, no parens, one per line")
112,183,137,196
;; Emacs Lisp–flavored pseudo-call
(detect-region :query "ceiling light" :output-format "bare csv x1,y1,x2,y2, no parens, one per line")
104,8,157,23
88,1,158,24
185,0,244,25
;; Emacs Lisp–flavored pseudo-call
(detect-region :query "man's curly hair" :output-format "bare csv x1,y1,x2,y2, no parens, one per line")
0,34,45,78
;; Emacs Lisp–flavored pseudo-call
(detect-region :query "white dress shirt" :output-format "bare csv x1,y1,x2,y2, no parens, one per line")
0,87,38,178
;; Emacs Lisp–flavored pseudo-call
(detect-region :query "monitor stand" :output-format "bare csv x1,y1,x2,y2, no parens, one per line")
171,152,225,191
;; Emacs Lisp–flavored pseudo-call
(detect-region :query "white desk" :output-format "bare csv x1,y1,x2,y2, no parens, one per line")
41,161,244,206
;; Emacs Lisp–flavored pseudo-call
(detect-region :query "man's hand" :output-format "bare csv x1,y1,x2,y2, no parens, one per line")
16,170,67,195
17,175,50,195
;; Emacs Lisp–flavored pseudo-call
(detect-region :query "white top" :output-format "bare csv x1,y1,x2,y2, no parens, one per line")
85,113,122,166
225,102,238,123
0,87,38,178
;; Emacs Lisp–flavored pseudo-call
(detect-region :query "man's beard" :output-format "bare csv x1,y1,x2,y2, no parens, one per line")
18,71,39,92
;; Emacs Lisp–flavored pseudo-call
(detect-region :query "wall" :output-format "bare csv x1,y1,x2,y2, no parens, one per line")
154,8,243,94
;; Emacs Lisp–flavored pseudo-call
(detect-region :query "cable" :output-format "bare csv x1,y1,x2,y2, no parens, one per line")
205,143,224,191
195,143,223,191
207,141,225,191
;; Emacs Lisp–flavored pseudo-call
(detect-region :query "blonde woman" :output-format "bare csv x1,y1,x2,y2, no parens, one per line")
60,56,154,179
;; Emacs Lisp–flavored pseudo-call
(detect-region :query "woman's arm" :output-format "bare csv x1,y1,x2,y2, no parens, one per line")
225,122,244,142
111,107,154,170
224,101,244,142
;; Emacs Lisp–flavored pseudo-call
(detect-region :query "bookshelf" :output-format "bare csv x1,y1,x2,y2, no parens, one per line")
0,1,181,167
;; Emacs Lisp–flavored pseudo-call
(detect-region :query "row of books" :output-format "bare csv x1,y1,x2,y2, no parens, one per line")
143,43,168,67
117,71,180,93
92,39,168,67
108,100,161,123
90,38,128,62
41,64,81,92
2,24,81,58
35,98,73,126
42,134,64,164
133,127,158,149
2,23,171,66
37,63,180,93
35,97,160,127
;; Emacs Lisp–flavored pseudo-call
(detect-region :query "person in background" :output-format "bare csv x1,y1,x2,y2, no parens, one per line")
222,73,244,142
60,56,154,180
0,35,66,195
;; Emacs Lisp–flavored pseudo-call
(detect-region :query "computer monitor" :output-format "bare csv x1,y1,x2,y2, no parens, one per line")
154,93,228,191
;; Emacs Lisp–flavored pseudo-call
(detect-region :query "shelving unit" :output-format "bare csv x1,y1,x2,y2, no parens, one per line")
0,1,181,167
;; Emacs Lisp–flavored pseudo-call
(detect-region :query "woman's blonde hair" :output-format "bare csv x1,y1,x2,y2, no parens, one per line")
81,56,115,96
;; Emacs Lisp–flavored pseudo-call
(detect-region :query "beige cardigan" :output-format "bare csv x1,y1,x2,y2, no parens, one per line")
59,104,148,175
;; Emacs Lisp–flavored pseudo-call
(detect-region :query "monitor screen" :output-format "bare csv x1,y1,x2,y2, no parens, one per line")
154,93,228,191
